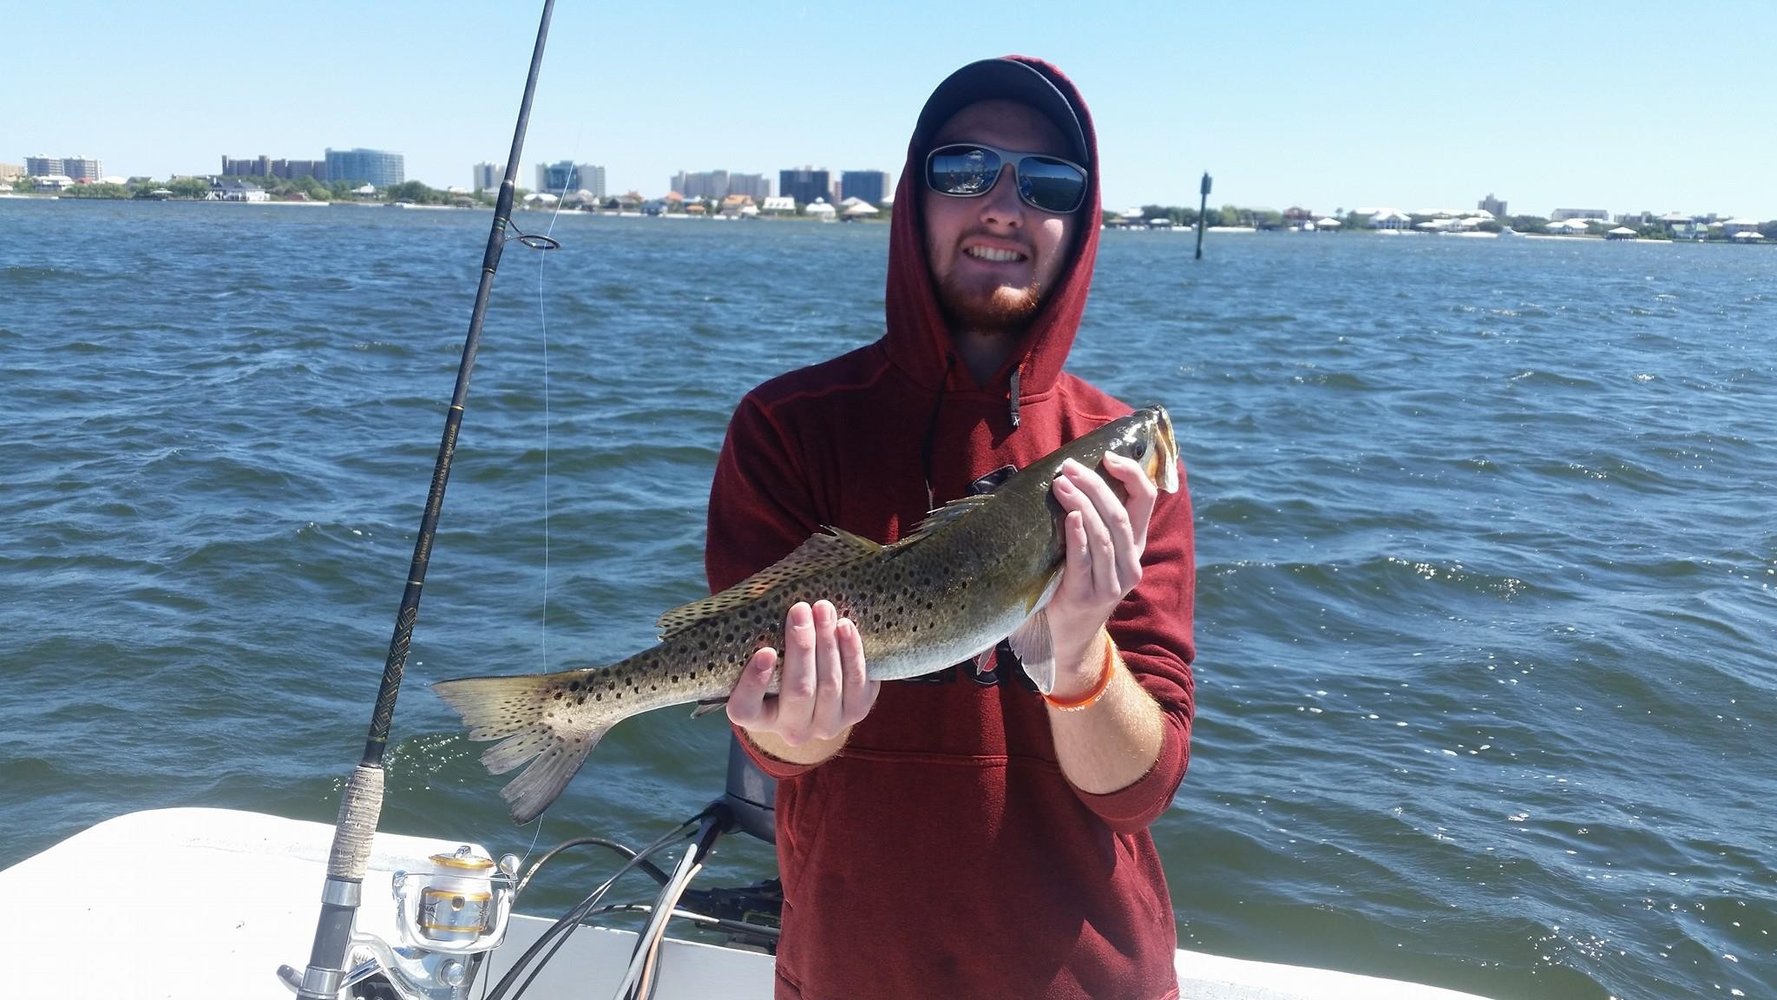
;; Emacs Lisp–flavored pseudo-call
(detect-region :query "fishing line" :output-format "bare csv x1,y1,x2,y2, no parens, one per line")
535,194,556,673
476,134,586,909
516,836,675,896
530,127,583,675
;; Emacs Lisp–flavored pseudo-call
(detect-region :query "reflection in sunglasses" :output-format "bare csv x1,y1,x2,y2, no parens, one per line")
925,142,1088,215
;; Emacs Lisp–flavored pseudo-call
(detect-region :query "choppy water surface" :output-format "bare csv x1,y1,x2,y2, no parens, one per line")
2,200,1771,999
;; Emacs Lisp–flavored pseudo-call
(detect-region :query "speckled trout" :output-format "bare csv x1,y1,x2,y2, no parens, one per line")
434,405,1179,822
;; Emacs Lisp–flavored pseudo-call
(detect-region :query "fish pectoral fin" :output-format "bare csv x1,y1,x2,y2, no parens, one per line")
1008,610,1056,694
657,528,882,637
689,698,729,720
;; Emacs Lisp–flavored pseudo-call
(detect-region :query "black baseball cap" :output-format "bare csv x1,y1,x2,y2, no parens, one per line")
914,57,1089,166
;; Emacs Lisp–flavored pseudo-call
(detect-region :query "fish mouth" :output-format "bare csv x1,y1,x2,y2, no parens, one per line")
1147,405,1179,493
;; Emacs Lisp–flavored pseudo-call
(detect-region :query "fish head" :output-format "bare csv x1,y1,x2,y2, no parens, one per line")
1107,405,1179,494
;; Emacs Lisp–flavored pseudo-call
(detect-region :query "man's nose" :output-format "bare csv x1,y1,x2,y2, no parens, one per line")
977,165,1024,224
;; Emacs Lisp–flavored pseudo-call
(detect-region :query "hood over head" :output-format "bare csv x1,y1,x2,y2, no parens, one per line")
883,56,1102,419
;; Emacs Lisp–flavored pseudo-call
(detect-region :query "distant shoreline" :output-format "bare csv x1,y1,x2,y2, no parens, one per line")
2,196,1767,243
0,195,883,223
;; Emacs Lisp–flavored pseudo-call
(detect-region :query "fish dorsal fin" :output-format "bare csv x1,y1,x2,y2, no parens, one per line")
900,493,996,546
656,528,883,638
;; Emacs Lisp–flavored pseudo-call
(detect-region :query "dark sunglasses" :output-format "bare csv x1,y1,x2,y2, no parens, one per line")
924,142,1088,215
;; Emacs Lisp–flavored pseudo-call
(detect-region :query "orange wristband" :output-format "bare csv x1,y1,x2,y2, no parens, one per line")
1043,632,1118,711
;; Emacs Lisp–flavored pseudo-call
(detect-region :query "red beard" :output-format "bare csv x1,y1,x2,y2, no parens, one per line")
933,270,1045,333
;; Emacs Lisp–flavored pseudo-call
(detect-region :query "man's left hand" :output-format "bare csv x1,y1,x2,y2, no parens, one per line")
1043,452,1158,700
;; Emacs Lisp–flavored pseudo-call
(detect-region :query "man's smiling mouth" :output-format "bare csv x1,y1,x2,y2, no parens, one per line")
965,246,1027,263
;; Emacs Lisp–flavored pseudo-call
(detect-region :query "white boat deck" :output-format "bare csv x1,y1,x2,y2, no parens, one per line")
0,809,1492,1000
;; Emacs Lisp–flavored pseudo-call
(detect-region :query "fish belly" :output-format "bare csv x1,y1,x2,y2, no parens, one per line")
858,592,1037,682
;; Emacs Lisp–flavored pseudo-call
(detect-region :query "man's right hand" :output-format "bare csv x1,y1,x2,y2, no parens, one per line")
727,600,880,763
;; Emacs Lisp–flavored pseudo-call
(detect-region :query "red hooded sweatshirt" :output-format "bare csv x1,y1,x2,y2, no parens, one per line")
706,56,1195,1000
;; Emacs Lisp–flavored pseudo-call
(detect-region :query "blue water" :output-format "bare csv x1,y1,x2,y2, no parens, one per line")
2,200,1771,999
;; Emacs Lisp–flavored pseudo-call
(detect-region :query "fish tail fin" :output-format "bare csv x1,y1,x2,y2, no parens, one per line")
432,671,619,824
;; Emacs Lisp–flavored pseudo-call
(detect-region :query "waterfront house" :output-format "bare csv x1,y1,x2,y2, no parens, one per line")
208,178,268,202
1659,212,1708,240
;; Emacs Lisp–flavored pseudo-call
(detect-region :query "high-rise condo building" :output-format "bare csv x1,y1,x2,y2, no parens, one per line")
221,155,326,180
581,164,607,199
728,173,770,200
840,170,891,205
778,167,831,206
672,169,730,201
325,148,405,188
27,155,102,182
536,161,605,197
673,170,769,201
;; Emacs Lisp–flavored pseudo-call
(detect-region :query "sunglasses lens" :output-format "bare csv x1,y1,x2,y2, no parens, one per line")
927,145,1005,196
1015,156,1086,213
926,143,1087,213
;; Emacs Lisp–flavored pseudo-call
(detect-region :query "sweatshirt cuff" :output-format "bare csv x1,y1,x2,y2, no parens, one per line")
1072,716,1189,833
733,724,815,781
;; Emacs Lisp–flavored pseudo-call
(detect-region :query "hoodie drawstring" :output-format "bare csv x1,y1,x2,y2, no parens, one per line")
923,355,1028,508
921,354,955,510
1008,362,1023,429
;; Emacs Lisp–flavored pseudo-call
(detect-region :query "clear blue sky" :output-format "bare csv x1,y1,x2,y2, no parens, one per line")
7,1,1773,219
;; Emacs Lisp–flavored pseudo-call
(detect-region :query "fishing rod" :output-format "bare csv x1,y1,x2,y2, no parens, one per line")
289,2,559,997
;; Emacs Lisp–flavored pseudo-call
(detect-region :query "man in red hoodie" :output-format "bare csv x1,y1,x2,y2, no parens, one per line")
707,56,1195,1000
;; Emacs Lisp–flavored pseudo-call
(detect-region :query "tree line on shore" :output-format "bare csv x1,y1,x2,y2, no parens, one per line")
29,175,487,205
22,179,1775,241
